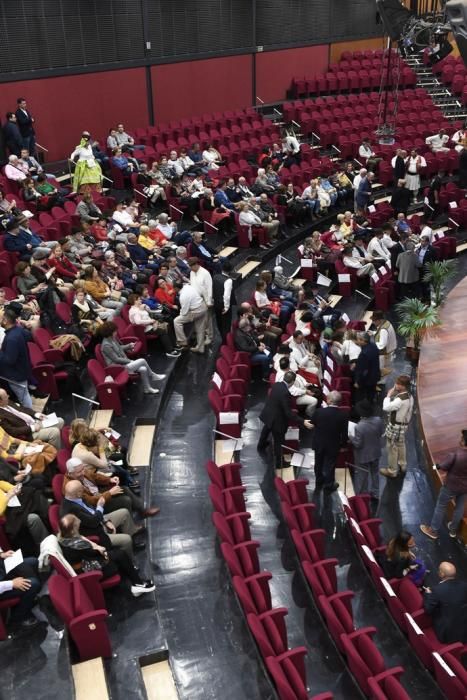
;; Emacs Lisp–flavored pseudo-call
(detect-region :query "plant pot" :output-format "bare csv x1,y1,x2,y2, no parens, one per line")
405,346,420,365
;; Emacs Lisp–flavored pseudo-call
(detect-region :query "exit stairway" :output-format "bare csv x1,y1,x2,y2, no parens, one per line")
404,54,467,121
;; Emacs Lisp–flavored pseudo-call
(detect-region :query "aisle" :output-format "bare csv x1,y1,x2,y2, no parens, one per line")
148,351,273,700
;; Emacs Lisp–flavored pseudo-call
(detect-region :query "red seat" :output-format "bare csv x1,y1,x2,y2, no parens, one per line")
52,473,64,504
205,460,243,489
291,528,326,564
405,611,458,671
208,482,247,516
383,577,423,632
367,668,411,699
432,647,467,700
319,591,355,651
48,573,112,661
221,541,260,578
340,628,387,695
247,608,289,659
208,389,243,439
275,477,309,506
233,572,273,615
33,327,71,364
212,511,252,545
28,342,67,401
87,359,129,416
281,501,316,534
302,558,338,602
265,646,310,700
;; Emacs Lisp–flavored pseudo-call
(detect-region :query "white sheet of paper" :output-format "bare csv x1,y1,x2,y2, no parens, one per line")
341,312,350,323
219,411,239,425
337,273,350,283
107,428,121,440
449,201,458,209
41,412,59,428
6,495,21,508
291,452,304,467
368,204,376,213
371,272,380,284
323,384,330,396
4,549,23,574
262,348,271,357
218,438,243,452
348,421,357,438
212,372,222,389
317,272,332,287
323,370,331,384
285,427,299,440
23,445,44,455
301,259,315,268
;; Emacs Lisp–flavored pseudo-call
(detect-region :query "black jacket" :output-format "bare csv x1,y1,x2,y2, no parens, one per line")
3,121,22,156
310,406,348,453
354,342,381,387
390,242,404,271
15,108,35,138
234,328,259,354
390,187,411,215
259,381,304,434
60,499,111,548
424,578,467,643
419,244,438,268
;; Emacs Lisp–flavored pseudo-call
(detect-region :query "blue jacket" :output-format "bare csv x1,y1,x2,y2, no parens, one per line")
214,190,235,210
4,228,44,254
2,121,23,156
0,325,32,382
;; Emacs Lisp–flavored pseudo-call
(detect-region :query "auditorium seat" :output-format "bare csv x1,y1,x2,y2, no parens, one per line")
233,572,273,615
221,541,261,578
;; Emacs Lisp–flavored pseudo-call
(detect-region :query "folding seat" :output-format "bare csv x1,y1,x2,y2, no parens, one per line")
405,611,461,671
367,668,410,700
281,501,316,535
275,477,309,506
340,628,387,696
291,529,326,564
382,576,423,632
221,541,260,578
208,389,244,439
205,460,243,490
33,327,71,364
302,559,338,603
359,518,385,555
208,482,247,516
38,211,64,239
265,647,311,700
316,75,328,94
87,358,129,416
48,574,112,661
28,342,67,401
212,511,252,545
337,72,349,92
247,608,289,659
432,647,467,700
216,356,251,384
319,591,356,651
233,572,273,615
56,447,72,475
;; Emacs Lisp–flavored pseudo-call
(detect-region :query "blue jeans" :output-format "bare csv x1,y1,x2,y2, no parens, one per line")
430,485,467,532
9,379,33,409
251,352,271,377
304,199,320,214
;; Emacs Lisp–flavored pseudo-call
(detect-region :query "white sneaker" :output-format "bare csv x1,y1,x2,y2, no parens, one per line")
152,373,166,381
131,581,156,597
144,387,159,394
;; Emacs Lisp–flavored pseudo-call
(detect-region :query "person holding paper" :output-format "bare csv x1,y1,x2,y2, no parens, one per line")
257,371,312,471
288,331,321,384
275,357,318,418
348,400,385,500
234,319,271,379
0,548,41,628
0,388,64,449
0,424,57,475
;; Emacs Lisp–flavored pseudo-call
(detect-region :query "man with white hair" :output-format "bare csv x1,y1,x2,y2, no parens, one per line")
310,390,349,491
5,155,28,182
353,168,367,213
188,257,213,345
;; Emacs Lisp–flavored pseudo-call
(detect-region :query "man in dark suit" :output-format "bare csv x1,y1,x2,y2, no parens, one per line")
15,98,35,154
60,480,143,559
310,390,349,491
417,233,438,303
2,112,23,157
354,332,381,403
424,562,467,643
212,260,235,342
257,371,312,470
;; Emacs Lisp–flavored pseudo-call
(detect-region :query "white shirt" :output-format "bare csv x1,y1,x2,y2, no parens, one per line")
168,158,184,177
283,136,300,154
221,276,233,312
190,266,213,306
383,393,414,424
374,322,397,356
367,236,390,261
156,222,175,239
179,284,204,315
239,210,261,227
70,144,96,165
275,368,307,396
353,173,363,192
359,144,374,159
420,225,433,242
343,254,364,270
341,339,361,361
425,133,449,151
302,185,317,200
5,163,27,181
273,352,298,372
112,210,134,228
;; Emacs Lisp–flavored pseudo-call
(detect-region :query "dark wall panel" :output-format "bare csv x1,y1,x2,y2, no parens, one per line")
256,46,329,103
151,55,253,124
0,67,148,161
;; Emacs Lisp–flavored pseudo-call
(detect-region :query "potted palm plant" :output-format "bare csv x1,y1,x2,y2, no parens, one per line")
396,297,441,364
423,259,458,307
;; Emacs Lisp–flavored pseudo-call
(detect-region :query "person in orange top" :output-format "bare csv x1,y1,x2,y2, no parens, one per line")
90,217,109,242
154,278,178,310
147,221,169,247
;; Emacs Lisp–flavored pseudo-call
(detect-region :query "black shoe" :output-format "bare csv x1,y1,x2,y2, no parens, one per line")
257,443,268,451
314,481,323,490
323,481,339,492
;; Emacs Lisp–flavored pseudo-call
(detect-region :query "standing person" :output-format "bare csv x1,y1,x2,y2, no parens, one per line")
423,562,467,643
420,429,467,540
15,98,35,154
212,260,235,342
371,310,397,378
391,149,407,182
416,234,438,303
310,390,348,491
172,281,207,353
396,241,421,298
405,149,426,203
425,171,443,222
353,332,381,403
3,112,23,157
356,172,374,214
0,309,33,409
257,371,312,471
349,400,385,500
188,257,214,347
390,179,411,216
70,132,103,194
380,375,414,479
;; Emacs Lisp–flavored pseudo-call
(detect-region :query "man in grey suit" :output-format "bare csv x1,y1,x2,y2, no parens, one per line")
349,400,385,500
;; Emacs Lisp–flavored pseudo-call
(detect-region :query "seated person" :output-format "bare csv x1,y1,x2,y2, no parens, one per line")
4,217,50,260
58,514,154,596
75,192,103,223
376,530,426,586
127,294,179,357
0,548,41,628
301,180,321,219
5,155,28,182
191,231,222,273
83,264,125,316
154,278,178,313
0,424,57,476
0,388,63,449
288,330,321,383
99,321,165,394
234,318,271,378
275,356,317,416
342,243,376,277
48,242,79,281
367,230,391,264
71,288,104,333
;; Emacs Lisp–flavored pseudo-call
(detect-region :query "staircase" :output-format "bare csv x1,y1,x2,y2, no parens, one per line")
404,54,467,121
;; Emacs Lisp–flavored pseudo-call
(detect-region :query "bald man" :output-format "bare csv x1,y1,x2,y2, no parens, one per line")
424,562,467,643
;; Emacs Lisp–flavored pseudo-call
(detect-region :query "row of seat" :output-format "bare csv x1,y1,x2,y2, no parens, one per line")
279,480,416,699
341,493,467,699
